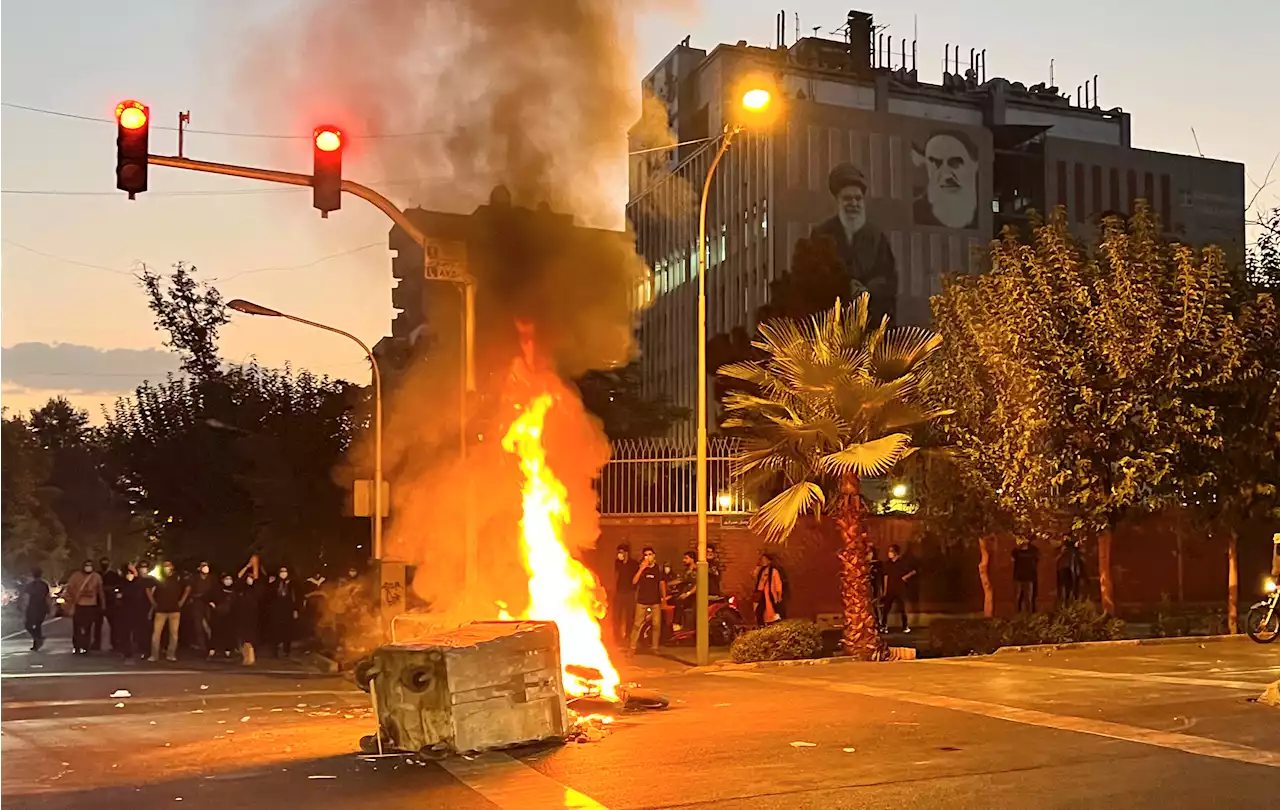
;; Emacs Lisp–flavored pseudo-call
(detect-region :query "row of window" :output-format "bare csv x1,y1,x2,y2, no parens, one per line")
1056,161,1174,228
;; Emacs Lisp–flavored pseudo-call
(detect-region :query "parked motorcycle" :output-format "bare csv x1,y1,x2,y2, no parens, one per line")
638,594,745,648
1245,578,1278,644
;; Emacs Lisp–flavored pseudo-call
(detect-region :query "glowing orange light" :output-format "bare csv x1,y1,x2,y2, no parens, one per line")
116,102,147,130
314,128,342,152
502,394,620,700
741,88,771,111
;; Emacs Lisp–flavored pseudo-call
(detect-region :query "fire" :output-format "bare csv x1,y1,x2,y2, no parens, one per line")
501,393,620,700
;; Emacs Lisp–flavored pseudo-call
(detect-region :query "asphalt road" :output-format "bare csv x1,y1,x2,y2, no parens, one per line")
4,618,1278,809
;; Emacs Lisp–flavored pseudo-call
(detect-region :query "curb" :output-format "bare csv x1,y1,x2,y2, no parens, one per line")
992,633,1243,655
686,646,917,674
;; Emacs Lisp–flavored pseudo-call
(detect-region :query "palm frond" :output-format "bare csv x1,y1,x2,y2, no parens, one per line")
874,326,943,380
749,481,825,543
821,433,914,477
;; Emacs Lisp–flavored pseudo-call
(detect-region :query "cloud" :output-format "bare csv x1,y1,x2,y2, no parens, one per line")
1,342,181,394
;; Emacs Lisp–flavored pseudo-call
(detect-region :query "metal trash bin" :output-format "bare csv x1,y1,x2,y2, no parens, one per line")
363,620,569,755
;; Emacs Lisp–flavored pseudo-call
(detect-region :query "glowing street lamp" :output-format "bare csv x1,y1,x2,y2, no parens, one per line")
694,80,779,666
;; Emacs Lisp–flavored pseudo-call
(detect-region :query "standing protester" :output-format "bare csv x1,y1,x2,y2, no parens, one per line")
611,544,638,646
267,566,301,657
882,545,917,633
21,569,52,652
1012,538,1041,614
188,561,215,654
208,574,239,659
673,551,698,630
753,553,786,626
95,558,122,652
64,560,105,655
1056,538,1085,606
867,548,886,632
235,555,263,666
148,561,189,662
116,564,152,662
629,547,666,654
706,545,722,597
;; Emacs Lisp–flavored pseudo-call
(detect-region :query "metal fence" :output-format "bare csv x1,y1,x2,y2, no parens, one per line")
597,437,756,515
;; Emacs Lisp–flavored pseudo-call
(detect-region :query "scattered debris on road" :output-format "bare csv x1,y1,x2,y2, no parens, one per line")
843,747,857,753
110,689,131,698
307,775,337,780
790,741,817,748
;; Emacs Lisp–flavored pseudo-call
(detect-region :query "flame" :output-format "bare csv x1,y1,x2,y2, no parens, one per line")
502,393,620,700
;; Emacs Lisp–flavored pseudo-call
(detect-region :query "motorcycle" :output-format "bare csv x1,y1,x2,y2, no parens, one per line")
638,594,745,648
1245,578,1278,644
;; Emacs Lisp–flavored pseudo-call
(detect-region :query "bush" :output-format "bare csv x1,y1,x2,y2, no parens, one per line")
729,620,824,663
928,602,1125,657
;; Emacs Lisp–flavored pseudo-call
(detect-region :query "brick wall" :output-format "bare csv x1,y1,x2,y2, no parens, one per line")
592,512,1274,621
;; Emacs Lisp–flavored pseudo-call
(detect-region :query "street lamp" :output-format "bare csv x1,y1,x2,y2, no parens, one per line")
695,83,775,666
227,299,384,563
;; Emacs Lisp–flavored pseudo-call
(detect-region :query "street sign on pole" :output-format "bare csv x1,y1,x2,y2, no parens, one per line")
354,479,390,517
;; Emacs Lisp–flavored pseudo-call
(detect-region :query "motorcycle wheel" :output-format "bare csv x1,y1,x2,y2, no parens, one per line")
1245,604,1279,643
711,612,743,647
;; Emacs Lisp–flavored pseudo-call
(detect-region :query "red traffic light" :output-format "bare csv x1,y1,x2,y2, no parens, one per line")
314,127,342,152
116,101,148,130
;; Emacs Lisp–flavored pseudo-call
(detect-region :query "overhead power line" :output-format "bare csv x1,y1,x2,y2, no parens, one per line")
2,101,446,140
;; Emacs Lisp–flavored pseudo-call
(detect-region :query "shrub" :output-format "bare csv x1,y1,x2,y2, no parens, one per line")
729,620,824,663
928,602,1125,657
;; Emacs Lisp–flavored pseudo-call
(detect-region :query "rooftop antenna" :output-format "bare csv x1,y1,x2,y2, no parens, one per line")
1049,59,1055,87
1190,127,1205,157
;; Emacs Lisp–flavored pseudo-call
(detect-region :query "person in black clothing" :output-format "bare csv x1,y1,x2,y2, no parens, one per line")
95,558,122,652
187,562,215,654
1057,538,1085,606
21,569,52,651
629,547,666,653
706,545,722,597
208,574,239,659
116,564,153,661
1012,538,1041,613
236,556,264,666
867,548,886,632
267,565,301,657
611,544,638,646
881,544,917,633
673,552,698,629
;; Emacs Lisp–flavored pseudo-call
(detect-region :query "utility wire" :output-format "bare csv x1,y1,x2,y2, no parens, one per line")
2,101,446,140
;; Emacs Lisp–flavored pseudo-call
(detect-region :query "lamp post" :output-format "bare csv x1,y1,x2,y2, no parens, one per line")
695,85,773,666
227,299,384,562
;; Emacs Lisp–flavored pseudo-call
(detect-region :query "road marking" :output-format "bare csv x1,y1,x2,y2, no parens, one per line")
3,688,362,710
0,616,63,641
439,752,609,809
933,658,1274,690
1,668,315,679
713,671,1280,769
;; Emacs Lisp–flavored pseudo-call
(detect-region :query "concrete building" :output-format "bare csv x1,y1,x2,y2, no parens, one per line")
628,9,1246,438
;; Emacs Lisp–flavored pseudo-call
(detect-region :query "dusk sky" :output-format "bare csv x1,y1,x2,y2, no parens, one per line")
3,0,1277,419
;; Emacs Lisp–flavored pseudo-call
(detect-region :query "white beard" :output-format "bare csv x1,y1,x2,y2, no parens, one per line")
838,210,866,240
927,186,976,229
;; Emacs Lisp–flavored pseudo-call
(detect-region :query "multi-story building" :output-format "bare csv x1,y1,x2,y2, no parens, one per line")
628,9,1246,438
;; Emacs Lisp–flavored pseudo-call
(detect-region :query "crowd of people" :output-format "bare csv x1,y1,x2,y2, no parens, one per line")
17,555,368,665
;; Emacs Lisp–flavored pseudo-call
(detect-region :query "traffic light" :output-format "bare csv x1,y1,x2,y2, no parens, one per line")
313,126,342,215
115,100,149,198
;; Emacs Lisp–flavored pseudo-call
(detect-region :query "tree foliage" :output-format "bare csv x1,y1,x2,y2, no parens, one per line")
575,361,688,439
1,411,67,576
140,262,229,381
719,296,948,658
930,205,1278,612
1248,206,1279,291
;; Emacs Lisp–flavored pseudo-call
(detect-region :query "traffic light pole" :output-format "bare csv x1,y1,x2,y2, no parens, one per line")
144,152,478,594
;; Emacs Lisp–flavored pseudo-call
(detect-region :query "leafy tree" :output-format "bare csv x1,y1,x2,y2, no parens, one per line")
139,262,229,381
575,362,688,439
931,205,1269,614
719,296,949,659
1,412,68,577
1248,207,1279,291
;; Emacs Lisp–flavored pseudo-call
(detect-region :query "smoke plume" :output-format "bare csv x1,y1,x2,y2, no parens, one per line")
232,0,677,622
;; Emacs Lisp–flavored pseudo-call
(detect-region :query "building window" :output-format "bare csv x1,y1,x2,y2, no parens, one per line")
1073,163,1085,223
1109,168,1120,211
1159,174,1172,229
1127,170,1137,213
719,222,727,263
1091,165,1103,216
808,125,822,192
1056,161,1068,209
869,133,884,197
1144,172,1155,210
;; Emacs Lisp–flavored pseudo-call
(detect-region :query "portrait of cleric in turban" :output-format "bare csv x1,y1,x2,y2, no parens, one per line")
809,162,898,321
912,130,980,229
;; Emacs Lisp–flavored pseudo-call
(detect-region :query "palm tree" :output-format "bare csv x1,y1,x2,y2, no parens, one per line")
718,295,950,660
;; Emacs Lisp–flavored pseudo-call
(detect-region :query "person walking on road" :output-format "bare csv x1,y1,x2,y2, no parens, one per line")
95,558,122,652
611,544,638,646
116,564,152,661
187,561,215,654
1056,538,1085,606
266,566,301,657
149,561,189,662
629,547,666,654
208,573,239,659
21,569,52,652
235,556,264,666
64,559,105,655
753,552,786,627
868,548,886,632
881,545,917,633
1012,538,1041,614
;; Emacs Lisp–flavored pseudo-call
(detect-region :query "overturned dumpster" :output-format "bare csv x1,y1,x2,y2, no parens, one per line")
357,620,570,755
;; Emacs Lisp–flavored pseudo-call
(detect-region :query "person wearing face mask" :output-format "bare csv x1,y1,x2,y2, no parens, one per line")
116,563,152,662
208,573,239,659
235,554,263,666
267,565,302,658
148,561,190,662
187,561,215,654
96,558,122,652
629,548,666,655
63,559,106,655
611,544,637,646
